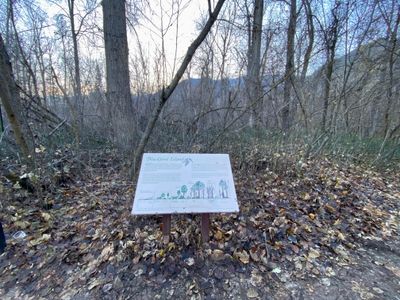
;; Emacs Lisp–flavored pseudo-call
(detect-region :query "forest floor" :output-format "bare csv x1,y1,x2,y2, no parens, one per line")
0,148,399,299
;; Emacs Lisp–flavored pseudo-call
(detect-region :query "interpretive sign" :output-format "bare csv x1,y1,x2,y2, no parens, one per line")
132,153,239,215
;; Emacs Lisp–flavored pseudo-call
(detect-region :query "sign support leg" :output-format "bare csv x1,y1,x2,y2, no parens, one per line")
162,214,171,243
201,213,210,242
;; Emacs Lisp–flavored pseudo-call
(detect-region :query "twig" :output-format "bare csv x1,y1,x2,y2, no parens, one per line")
48,119,67,137
0,125,10,144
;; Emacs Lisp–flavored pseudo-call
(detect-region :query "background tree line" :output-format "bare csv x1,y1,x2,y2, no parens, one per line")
0,0,399,174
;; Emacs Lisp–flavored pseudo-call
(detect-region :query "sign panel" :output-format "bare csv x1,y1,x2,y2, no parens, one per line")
132,153,239,215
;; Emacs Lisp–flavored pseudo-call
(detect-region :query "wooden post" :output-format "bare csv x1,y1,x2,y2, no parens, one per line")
162,214,171,243
201,213,210,242
0,221,6,254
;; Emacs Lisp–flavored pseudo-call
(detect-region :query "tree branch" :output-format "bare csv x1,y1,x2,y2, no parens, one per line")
130,0,227,177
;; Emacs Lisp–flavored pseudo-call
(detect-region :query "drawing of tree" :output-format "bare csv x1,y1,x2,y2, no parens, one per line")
191,181,205,198
192,182,199,198
219,180,228,198
190,185,196,198
198,181,205,198
181,185,188,198
207,185,214,198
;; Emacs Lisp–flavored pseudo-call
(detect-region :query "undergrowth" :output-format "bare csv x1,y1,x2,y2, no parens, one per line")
1,125,399,179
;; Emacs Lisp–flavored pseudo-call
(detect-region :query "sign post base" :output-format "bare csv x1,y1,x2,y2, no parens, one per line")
161,213,211,243
201,213,210,242
162,214,171,244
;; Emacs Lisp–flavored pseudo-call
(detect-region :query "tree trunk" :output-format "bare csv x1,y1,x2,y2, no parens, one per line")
103,0,135,148
68,0,83,128
321,50,335,132
130,0,227,177
0,103,4,133
321,3,339,132
383,6,399,137
37,42,48,107
247,0,263,128
301,0,314,81
282,0,297,131
0,33,33,161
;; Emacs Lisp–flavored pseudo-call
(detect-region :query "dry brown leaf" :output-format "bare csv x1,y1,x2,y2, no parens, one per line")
41,212,52,222
88,278,103,290
325,204,336,214
99,244,114,262
337,231,346,241
133,256,141,264
214,230,224,241
247,288,259,298
211,249,225,261
28,234,51,247
249,247,261,262
308,248,320,260
233,249,250,264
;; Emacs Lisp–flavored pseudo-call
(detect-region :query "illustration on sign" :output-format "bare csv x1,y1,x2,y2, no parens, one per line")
156,179,229,200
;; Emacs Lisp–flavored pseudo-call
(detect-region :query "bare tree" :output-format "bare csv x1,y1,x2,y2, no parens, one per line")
67,0,83,125
301,0,314,81
8,1,40,101
0,33,33,161
319,0,341,132
103,0,135,148
282,0,297,131
131,0,227,176
380,0,400,137
247,0,263,127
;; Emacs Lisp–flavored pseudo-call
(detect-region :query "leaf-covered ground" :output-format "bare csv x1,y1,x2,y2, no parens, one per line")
1,149,399,299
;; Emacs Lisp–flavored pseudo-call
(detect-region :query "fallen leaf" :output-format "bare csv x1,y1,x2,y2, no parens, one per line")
185,257,195,266
28,234,51,247
249,246,261,262
233,249,250,264
337,231,345,241
14,220,30,229
88,278,103,290
211,249,225,261
99,244,114,262
291,244,300,254
247,288,259,298
271,267,281,274
214,230,224,241
308,248,320,260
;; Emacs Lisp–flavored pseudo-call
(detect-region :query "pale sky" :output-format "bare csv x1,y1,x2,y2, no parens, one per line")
39,0,209,83
127,0,208,81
